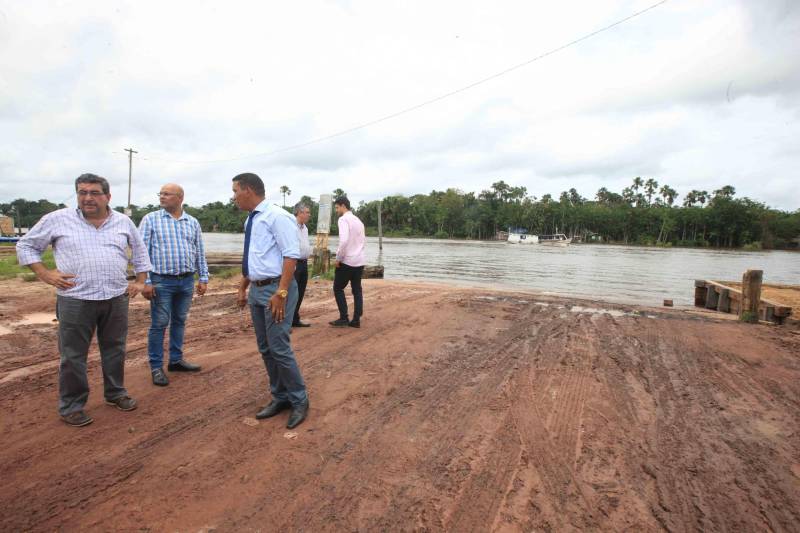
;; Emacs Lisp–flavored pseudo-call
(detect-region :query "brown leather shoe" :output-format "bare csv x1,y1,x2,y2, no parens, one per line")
105,395,138,411
61,411,93,427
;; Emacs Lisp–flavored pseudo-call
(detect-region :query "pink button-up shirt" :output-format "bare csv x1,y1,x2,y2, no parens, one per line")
336,211,366,267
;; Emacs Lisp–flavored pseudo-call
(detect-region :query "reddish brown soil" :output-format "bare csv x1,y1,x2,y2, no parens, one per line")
1,277,799,532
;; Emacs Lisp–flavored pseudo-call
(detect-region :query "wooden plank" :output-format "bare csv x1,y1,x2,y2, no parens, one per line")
717,289,731,313
705,285,720,309
694,286,708,307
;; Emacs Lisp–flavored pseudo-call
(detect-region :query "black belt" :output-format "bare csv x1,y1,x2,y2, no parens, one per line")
297,259,308,264
153,272,194,279
253,276,281,286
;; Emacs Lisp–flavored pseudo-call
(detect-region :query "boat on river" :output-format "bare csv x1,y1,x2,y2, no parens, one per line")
507,230,571,245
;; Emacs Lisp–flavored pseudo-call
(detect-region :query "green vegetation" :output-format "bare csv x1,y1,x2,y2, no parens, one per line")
354,180,800,249
4,179,799,249
0,249,55,280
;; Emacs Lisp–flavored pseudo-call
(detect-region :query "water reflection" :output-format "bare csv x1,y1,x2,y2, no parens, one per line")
203,233,799,307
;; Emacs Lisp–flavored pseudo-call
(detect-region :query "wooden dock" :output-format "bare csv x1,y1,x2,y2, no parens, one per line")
694,279,793,324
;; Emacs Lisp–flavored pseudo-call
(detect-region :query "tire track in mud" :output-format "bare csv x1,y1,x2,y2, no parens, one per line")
0,359,262,531
218,298,552,531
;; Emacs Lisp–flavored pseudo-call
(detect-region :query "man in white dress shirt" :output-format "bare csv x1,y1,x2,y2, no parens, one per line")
292,202,312,328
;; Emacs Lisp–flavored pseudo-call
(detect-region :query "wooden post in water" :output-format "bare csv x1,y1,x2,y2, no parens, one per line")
377,200,383,251
739,269,763,323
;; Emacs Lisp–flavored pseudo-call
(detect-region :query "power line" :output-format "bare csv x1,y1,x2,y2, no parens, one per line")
139,0,670,166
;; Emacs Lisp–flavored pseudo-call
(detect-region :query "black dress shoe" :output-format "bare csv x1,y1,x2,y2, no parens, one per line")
152,368,169,386
286,401,309,429
256,400,291,420
348,320,360,328
329,318,349,327
167,360,201,372
292,321,311,327
61,411,93,427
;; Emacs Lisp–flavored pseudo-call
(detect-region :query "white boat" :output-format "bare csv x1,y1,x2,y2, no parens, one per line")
538,233,572,245
507,232,538,244
507,232,571,245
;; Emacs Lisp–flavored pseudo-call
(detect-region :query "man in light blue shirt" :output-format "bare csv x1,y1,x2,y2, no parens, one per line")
232,172,309,429
139,183,209,387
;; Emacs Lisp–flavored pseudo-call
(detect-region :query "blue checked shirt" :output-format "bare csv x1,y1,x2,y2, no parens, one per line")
138,209,209,284
16,207,152,300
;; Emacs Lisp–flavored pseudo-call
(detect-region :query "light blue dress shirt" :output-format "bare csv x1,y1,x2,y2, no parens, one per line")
245,200,300,280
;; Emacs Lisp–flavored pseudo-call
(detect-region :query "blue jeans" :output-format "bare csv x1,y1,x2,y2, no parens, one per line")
147,274,194,370
248,279,308,406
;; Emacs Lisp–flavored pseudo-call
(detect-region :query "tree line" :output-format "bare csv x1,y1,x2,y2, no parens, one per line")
3,179,799,249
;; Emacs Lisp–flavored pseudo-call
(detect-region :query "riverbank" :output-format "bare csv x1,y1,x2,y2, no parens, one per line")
0,277,798,530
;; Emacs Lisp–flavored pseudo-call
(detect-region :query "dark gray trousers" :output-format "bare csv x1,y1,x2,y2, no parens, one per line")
56,294,130,416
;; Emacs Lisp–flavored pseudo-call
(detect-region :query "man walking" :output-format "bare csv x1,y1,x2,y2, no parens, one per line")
329,196,366,328
16,173,151,427
292,202,312,328
138,183,209,387
232,173,309,429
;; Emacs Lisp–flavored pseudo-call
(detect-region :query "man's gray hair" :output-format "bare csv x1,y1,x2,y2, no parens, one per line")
75,173,110,195
293,202,310,215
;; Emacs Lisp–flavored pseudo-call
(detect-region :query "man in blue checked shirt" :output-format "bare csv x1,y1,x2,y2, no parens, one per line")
232,172,309,429
139,183,209,387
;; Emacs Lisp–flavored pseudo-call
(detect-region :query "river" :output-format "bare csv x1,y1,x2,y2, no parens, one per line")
202,233,799,307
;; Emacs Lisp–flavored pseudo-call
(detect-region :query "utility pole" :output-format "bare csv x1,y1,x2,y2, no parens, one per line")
124,147,138,216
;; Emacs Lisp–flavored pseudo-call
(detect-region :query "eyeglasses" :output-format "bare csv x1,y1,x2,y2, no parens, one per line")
157,192,178,197
77,190,106,197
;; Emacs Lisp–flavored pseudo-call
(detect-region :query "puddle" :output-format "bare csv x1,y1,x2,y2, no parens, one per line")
15,313,56,325
0,312,57,335
570,306,629,318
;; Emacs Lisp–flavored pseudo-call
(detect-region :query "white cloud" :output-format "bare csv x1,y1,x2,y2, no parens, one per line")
0,0,798,211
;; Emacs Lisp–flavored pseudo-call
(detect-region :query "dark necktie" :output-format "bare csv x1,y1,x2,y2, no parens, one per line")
242,210,258,277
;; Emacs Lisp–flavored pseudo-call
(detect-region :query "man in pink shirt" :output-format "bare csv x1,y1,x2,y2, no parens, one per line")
329,196,366,328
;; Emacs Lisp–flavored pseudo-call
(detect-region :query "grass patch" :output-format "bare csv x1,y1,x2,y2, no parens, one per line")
0,249,55,280
311,267,335,281
209,265,241,279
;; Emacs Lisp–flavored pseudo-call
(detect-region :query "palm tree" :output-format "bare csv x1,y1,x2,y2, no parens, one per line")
659,185,677,206
279,185,291,207
332,188,346,198
683,190,697,208
644,178,659,205
713,185,736,199
632,176,644,194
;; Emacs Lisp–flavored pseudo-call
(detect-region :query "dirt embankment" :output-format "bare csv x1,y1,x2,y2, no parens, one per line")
0,277,799,532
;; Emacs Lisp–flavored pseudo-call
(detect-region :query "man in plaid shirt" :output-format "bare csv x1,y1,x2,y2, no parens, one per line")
139,183,209,387
16,173,151,427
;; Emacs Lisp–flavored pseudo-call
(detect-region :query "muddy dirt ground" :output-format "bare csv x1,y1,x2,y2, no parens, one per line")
0,276,799,532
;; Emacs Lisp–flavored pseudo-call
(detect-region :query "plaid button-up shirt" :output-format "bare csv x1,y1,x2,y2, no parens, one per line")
138,209,209,283
16,207,152,300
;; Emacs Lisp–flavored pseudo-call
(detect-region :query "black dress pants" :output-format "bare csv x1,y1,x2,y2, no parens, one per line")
293,259,308,325
333,263,364,322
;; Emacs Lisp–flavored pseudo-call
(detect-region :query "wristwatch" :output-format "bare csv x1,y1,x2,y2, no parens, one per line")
277,289,289,298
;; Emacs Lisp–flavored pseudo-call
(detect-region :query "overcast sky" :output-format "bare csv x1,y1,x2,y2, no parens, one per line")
1,0,798,211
